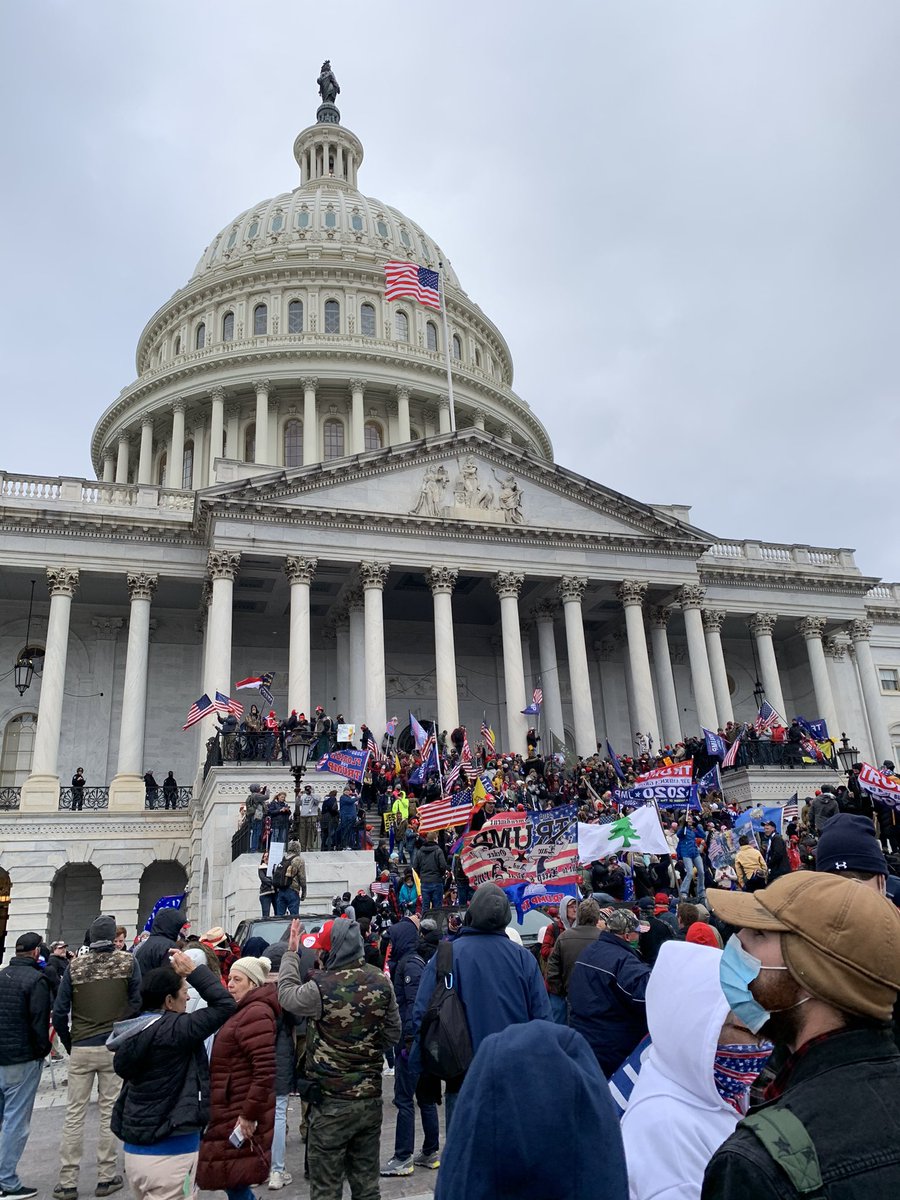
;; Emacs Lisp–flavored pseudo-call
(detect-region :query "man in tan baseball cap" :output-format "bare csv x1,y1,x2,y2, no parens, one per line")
702,873,900,1199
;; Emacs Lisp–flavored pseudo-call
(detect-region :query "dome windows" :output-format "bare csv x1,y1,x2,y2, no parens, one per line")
195,322,206,350
174,335,181,355
376,219,389,239
182,441,194,489
323,418,345,460
360,303,376,338
364,422,383,452
474,346,481,368
452,334,462,361
288,300,303,334
296,209,310,229
157,453,167,487
222,312,235,342
395,310,409,342
227,228,238,249
253,303,268,335
247,219,260,239
324,300,340,335
283,419,302,469
351,213,364,232
426,322,438,352
244,423,256,462
399,228,411,249
271,212,284,233
324,211,337,230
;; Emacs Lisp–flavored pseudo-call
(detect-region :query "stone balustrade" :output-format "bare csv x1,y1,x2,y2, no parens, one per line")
0,473,195,515
705,540,858,572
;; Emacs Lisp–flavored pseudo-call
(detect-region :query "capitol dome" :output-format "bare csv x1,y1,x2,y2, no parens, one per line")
90,94,552,491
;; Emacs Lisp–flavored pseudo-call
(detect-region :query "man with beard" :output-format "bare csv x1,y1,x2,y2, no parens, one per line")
702,873,900,1199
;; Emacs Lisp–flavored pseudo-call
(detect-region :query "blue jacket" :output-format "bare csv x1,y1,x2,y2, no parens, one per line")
387,917,419,981
338,792,357,822
395,947,432,1043
434,1020,628,1200
567,931,650,1077
676,823,702,859
410,926,550,1054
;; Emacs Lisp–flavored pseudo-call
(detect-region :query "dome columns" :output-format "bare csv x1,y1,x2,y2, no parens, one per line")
209,388,226,485
396,386,411,444
349,379,367,455
253,379,270,467
114,431,129,484
302,377,320,466
102,450,115,483
137,416,154,485
168,400,186,490
438,395,452,436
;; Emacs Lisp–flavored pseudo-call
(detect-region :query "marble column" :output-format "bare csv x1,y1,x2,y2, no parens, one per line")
472,408,486,431
427,566,459,733
617,581,658,750
137,417,154,484
396,386,411,443
702,609,734,726
349,379,366,455
202,550,240,748
335,618,350,717
254,379,270,465
749,613,787,719
678,585,719,733
532,601,565,743
168,400,186,489
102,452,115,483
190,425,205,490
797,616,840,741
438,396,452,435
285,556,317,717
493,572,528,755
302,377,319,466
206,388,225,485
225,402,239,462
20,567,79,811
648,607,681,746
360,562,389,736
347,590,366,729
849,618,893,764
824,637,867,754
109,572,158,811
115,434,130,484
558,577,596,757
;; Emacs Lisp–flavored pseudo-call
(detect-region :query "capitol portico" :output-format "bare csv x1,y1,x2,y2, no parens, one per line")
1,79,899,954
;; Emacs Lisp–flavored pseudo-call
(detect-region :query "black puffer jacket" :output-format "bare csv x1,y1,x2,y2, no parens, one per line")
413,841,449,885
108,965,235,1145
134,908,186,972
0,956,52,1064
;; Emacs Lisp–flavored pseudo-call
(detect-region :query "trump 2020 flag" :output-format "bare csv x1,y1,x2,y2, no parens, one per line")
607,741,626,781
577,806,670,863
734,805,785,835
858,762,900,810
704,728,728,759
142,893,186,933
697,763,722,794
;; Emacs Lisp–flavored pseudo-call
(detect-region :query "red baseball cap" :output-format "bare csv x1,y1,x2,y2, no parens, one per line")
302,920,335,952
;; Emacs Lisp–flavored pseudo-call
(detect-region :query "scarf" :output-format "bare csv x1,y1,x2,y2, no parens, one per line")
713,1043,774,1114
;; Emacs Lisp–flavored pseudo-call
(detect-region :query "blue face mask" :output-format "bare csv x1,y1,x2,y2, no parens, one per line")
719,934,789,1034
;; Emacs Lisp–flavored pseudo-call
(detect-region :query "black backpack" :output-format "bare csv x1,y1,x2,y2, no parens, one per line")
419,940,473,1085
272,857,291,889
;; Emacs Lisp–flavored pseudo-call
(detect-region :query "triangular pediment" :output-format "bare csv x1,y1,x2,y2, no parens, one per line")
202,431,711,549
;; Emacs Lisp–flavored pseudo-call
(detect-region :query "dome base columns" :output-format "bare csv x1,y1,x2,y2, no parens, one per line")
254,380,270,467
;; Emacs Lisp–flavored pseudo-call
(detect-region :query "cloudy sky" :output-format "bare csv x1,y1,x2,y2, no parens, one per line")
1,2,896,578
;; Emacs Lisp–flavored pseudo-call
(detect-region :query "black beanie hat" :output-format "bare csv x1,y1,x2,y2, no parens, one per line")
815,813,888,877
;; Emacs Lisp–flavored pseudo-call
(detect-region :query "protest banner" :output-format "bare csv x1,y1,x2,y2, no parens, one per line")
577,805,670,863
613,761,699,809
460,804,579,890
315,747,371,783
858,762,900,810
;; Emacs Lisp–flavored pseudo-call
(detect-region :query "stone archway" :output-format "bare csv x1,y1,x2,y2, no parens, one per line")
0,868,10,958
138,861,189,932
49,863,103,948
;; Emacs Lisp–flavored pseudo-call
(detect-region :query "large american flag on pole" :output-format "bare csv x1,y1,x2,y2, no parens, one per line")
753,700,782,734
215,691,244,718
722,735,742,769
417,788,475,834
383,262,441,310
480,721,495,753
183,694,216,729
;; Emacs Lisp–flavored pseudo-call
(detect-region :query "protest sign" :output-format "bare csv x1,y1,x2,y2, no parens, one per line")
460,804,579,890
315,747,371,783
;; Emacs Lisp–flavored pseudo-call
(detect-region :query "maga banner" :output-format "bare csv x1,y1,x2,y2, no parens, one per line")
460,804,579,890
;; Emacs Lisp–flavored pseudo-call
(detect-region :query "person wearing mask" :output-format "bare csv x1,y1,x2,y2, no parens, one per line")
52,916,142,1200
622,942,772,1200
106,951,235,1200
567,908,651,1078
0,932,53,1200
545,899,603,1019
134,907,185,972
703,874,900,1199
434,1021,628,1200
397,871,418,913
196,958,278,1200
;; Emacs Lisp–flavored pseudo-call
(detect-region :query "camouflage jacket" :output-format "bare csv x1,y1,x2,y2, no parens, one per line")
277,954,400,1099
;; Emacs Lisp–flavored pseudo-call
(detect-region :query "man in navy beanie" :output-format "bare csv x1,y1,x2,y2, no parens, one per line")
815,812,889,896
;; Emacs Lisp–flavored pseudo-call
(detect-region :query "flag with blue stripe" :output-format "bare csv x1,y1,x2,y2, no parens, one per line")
704,728,728,759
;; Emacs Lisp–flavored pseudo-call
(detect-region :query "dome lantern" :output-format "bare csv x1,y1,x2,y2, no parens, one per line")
293,60,363,189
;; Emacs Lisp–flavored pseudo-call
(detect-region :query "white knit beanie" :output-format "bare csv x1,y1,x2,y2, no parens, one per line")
231,956,271,988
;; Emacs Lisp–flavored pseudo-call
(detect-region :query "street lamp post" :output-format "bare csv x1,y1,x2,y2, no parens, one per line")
836,733,860,774
286,729,315,800
752,678,765,712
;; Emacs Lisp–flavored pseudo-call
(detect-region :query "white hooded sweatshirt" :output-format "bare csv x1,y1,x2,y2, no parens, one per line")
621,941,738,1200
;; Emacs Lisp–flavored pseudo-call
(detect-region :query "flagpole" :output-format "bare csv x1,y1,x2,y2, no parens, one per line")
438,263,457,433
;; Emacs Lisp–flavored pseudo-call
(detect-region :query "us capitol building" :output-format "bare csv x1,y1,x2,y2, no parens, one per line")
1,70,898,951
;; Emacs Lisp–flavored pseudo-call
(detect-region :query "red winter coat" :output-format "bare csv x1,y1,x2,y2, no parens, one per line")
197,982,279,1190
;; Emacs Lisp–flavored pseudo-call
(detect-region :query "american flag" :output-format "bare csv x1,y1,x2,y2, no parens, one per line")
783,794,799,825
480,721,495,753
215,691,244,718
364,725,380,763
383,262,441,310
533,687,543,706
183,693,215,729
443,758,467,791
461,733,473,764
417,788,475,834
753,700,781,734
722,735,742,769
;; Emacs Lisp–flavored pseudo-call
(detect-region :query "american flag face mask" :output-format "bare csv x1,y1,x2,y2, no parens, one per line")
713,1043,774,1113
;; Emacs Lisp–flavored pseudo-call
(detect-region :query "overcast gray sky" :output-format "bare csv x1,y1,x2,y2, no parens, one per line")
1,2,897,579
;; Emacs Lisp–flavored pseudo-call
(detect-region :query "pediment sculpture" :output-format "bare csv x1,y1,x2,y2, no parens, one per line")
410,456,524,525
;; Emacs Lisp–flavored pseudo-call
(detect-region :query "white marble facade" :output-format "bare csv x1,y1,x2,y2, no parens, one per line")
1,100,899,953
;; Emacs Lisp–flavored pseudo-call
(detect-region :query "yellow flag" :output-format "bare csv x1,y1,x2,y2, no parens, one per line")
412,868,422,896
473,778,488,806
394,752,402,775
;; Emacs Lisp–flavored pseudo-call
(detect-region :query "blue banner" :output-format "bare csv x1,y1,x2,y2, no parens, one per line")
734,804,785,835
607,741,626,781
408,738,440,786
704,728,728,759
315,747,371,783
795,716,829,743
504,881,580,924
613,782,700,809
696,763,722,794
143,893,186,933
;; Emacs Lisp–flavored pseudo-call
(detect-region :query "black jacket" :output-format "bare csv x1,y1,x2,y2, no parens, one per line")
134,908,186,972
109,965,235,1146
764,833,791,881
703,1027,900,1200
413,842,449,885
567,931,650,1077
0,956,52,1064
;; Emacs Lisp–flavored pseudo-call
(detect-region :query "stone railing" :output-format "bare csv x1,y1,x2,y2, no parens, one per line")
867,583,900,604
0,787,21,810
59,786,110,810
0,474,194,516
704,541,857,571
144,787,193,810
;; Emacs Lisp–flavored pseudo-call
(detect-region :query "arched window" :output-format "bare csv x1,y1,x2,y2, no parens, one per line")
174,335,181,355
288,300,303,333
426,322,438,352
0,713,37,787
222,312,235,342
244,423,256,462
360,303,376,337
253,303,267,335
157,453,167,487
452,334,462,360
283,419,303,469
323,419,344,460
395,310,409,342
182,441,194,489
409,427,422,441
324,300,340,334
195,322,206,350
474,346,481,367
364,422,383,452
